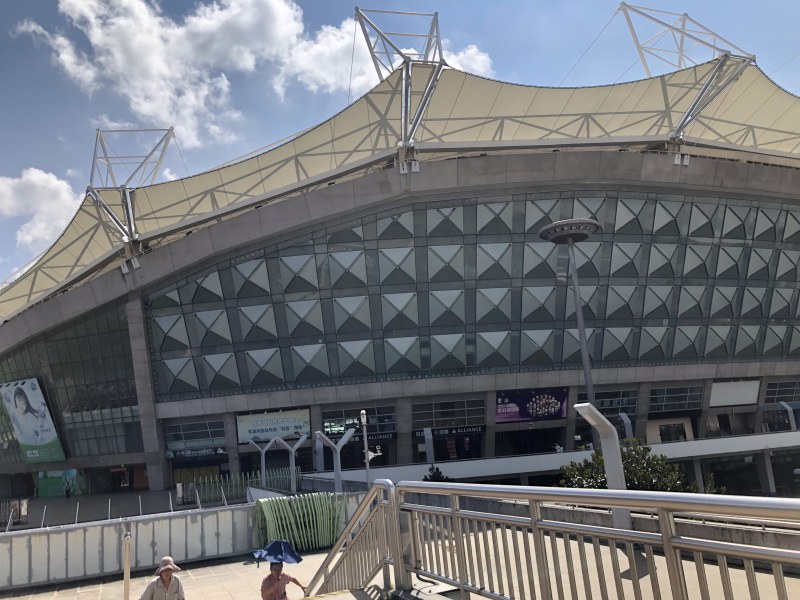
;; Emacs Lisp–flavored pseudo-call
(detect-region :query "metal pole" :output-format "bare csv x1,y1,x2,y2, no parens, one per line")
75,502,80,525
273,435,307,494
40,505,47,528
108,498,111,520
658,508,688,600
316,429,356,493
221,487,227,507
5,509,13,533
249,439,272,488
567,239,595,405
361,410,371,487
575,403,631,529
260,450,266,487
169,492,173,512
123,531,132,600
288,451,297,494
138,495,142,516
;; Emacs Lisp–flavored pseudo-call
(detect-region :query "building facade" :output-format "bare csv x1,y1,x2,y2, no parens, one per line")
3,58,800,497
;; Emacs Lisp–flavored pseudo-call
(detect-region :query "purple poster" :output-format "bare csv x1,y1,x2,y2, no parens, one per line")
496,387,568,422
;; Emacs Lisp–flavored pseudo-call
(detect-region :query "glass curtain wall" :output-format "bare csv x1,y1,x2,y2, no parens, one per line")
0,301,143,459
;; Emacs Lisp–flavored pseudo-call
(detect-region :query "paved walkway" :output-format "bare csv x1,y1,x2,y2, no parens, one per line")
11,491,227,530
0,551,347,600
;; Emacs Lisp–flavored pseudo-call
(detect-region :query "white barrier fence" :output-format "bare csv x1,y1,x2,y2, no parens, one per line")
0,503,257,591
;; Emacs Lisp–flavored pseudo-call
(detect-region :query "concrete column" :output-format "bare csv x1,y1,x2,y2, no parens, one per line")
309,404,323,472
223,413,241,475
752,377,770,433
696,379,714,438
484,391,497,458
634,381,652,441
126,296,170,491
564,386,579,451
692,459,705,493
755,450,777,496
396,397,413,465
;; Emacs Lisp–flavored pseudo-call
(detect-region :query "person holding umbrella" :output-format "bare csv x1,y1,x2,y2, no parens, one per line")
261,561,305,600
255,540,305,599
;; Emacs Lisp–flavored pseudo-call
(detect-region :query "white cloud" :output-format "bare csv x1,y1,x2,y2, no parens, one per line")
162,167,179,181
273,19,496,99
18,1,494,147
65,168,82,178
19,0,305,149
15,19,99,91
0,169,82,256
90,114,136,130
443,43,495,78
273,17,377,99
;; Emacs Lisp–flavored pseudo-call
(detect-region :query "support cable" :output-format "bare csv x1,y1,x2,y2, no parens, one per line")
614,57,645,83
769,53,800,78
558,12,617,86
347,17,358,106
174,136,190,179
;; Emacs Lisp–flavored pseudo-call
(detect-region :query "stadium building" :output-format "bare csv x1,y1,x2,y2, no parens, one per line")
2,7,800,498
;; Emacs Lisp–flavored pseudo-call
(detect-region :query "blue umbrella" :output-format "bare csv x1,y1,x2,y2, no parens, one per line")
253,540,303,567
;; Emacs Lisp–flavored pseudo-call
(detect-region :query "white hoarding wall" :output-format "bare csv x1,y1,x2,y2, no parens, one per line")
0,378,65,463
0,504,257,591
709,380,760,407
236,409,310,444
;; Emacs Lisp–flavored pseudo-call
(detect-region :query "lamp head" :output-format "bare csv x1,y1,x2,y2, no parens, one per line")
538,218,600,244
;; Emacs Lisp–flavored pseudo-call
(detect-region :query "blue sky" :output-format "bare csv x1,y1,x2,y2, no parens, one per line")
1,0,800,283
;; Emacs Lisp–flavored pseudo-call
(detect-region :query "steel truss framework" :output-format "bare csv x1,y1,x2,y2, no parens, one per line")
356,8,446,152
87,128,174,244
2,8,800,323
618,2,754,76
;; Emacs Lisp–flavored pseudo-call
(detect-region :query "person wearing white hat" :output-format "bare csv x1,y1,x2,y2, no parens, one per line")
139,556,186,600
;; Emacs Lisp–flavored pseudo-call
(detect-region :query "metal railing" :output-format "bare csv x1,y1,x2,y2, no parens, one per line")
308,480,800,600
305,480,404,597
176,469,299,505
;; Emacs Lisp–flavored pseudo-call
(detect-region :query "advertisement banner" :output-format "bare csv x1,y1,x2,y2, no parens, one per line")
496,387,568,423
237,409,310,444
37,469,83,498
0,379,65,463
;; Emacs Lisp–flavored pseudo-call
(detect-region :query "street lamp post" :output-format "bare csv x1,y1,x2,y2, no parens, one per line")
539,219,601,407
574,403,631,529
360,410,371,488
540,218,631,529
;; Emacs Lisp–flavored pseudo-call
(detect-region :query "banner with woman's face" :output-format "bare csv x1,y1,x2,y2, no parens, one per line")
0,378,65,463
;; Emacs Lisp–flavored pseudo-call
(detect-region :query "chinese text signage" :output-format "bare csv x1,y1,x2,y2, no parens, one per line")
236,409,310,443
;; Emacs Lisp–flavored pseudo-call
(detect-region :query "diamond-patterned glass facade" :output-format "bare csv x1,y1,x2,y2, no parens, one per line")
143,189,800,401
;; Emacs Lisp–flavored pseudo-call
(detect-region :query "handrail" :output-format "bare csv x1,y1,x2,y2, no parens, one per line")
309,480,800,600
395,480,800,521
304,479,394,597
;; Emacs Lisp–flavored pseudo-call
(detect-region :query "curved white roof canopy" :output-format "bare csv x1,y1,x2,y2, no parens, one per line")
3,57,800,321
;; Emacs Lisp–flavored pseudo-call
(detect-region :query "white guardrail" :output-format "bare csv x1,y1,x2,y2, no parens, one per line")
0,503,258,591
